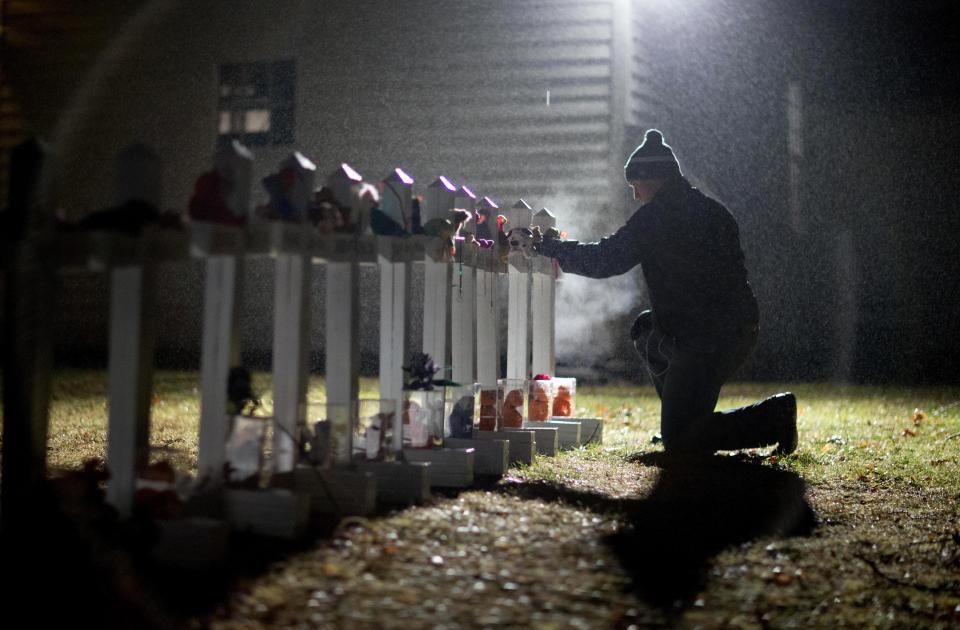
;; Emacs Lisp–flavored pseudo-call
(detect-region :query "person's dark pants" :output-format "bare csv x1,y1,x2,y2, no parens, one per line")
631,310,781,454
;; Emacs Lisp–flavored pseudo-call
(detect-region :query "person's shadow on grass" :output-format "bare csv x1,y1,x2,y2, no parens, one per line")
496,451,816,609
609,451,817,607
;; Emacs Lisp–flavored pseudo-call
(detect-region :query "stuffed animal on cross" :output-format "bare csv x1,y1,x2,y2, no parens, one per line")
507,226,536,259
423,208,472,257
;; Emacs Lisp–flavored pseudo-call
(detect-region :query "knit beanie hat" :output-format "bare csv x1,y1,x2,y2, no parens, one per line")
624,129,682,181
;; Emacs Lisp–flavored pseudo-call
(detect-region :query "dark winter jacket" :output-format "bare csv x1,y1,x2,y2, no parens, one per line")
536,176,759,340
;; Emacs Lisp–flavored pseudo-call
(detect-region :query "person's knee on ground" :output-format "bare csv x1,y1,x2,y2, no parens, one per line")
659,391,721,457
660,423,716,458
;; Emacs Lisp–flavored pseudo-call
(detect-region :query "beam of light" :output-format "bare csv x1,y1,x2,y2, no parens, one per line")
393,167,414,185
340,162,362,181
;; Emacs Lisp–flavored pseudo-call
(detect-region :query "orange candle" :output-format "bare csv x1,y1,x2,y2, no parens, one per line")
501,389,524,428
552,385,573,417
479,389,498,431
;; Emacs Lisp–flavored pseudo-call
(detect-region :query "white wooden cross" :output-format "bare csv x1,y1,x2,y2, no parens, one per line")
474,196,501,388
531,207,557,376
421,176,456,372
505,199,533,380
106,142,162,515
379,168,415,453
325,164,362,428
272,153,317,472
451,185,478,385
196,141,253,483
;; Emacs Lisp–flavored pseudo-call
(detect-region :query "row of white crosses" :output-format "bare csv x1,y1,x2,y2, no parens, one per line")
2,138,560,519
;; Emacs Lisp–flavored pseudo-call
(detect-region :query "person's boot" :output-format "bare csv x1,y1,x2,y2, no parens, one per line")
769,392,798,455
706,392,798,453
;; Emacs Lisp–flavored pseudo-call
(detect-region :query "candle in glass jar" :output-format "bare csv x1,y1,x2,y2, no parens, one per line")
501,388,524,428
552,386,572,416
528,380,551,421
479,388,498,431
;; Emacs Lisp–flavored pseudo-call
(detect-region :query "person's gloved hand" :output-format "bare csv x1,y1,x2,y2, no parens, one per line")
531,225,562,257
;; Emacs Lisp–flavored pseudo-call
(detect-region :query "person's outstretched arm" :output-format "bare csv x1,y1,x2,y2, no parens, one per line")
535,212,646,278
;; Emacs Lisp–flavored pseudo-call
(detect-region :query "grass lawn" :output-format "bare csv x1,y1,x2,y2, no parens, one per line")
6,371,960,628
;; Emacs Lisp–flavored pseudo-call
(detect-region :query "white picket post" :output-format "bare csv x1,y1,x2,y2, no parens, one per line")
271,153,316,472
325,165,362,413
506,265,531,380
475,196,501,386
379,168,415,452
451,259,477,384
106,263,157,515
197,254,243,483
451,185,478,384
106,143,161,516
422,176,456,370
505,199,533,379
197,141,253,484
531,208,557,376
272,248,312,472
325,261,360,403
379,259,410,450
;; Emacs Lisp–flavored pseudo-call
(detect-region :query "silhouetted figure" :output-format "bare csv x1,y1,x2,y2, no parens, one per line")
536,130,797,456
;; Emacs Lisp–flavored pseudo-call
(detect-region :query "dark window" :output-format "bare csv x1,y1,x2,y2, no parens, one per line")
218,60,295,147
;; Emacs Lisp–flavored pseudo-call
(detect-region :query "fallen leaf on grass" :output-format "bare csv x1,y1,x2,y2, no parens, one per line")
902,428,917,437
773,573,793,586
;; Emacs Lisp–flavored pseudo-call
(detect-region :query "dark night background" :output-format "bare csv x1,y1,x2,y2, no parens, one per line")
2,0,959,385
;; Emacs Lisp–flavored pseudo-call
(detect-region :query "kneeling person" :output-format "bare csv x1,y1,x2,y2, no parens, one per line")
535,129,797,456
